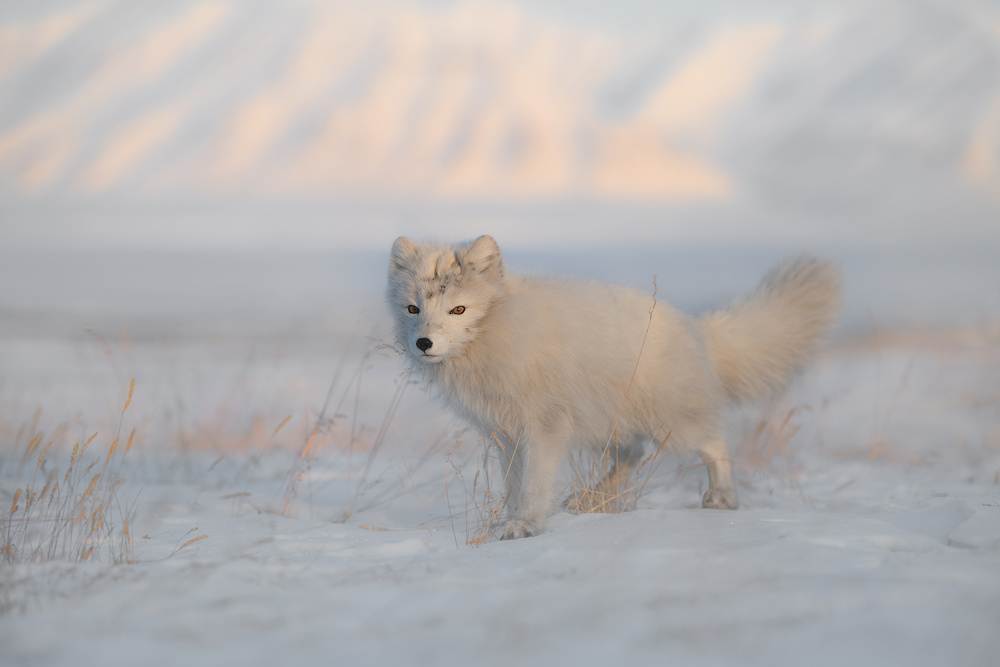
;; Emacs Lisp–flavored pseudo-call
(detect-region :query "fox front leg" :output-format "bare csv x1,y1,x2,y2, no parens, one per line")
499,429,568,540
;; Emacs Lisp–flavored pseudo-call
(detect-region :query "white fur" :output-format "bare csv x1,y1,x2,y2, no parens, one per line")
388,236,841,540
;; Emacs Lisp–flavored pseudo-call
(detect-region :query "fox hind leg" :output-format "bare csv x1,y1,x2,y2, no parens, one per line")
698,438,739,510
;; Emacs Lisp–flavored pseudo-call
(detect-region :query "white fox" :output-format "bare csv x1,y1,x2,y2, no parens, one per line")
387,235,840,540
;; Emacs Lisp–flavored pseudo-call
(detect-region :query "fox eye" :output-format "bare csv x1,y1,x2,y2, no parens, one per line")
450,306,466,315
407,305,419,314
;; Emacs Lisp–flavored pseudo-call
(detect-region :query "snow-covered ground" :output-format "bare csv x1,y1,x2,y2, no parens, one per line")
1,247,998,667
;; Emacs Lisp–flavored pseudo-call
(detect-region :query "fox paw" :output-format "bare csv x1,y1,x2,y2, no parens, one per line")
499,520,538,540
702,488,738,510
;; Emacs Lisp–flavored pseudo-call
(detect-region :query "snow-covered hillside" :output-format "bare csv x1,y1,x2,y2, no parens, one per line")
2,0,1000,248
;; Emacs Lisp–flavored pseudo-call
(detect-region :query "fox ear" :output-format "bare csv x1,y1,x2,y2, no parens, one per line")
390,237,417,274
461,235,503,276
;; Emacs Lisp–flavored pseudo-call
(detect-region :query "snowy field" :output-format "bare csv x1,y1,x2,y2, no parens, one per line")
2,246,999,667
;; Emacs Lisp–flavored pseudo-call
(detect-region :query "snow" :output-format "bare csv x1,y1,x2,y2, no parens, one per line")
2,249,999,667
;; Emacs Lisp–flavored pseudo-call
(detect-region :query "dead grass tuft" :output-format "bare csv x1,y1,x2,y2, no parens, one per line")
564,434,670,514
279,348,420,522
444,430,509,546
738,402,804,473
2,380,142,565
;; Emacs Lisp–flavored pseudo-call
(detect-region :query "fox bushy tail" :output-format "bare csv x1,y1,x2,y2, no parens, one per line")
698,257,841,403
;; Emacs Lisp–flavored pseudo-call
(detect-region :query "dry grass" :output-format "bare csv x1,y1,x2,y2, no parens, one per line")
279,349,425,522
2,335,437,566
2,380,141,565
738,402,805,473
280,351,362,518
867,354,916,461
563,435,671,514
444,429,509,546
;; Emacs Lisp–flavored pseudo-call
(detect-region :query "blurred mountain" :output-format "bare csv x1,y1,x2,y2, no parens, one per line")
1,0,999,241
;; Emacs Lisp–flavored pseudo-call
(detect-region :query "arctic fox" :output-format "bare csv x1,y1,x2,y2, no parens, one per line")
387,235,840,540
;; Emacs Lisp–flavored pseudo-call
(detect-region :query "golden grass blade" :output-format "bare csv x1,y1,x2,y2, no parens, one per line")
178,535,207,550
271,415,292,438
300,432,319,459
37,441,53,467
65,443,80,483
123,378,134,413
106,438,118,466
10,488,21,515
77,474,101,506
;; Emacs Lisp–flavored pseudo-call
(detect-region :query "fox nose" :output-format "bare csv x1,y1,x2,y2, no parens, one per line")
416,338,433,352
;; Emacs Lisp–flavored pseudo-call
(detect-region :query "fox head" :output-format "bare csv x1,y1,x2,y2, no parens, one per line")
387,235,505,364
